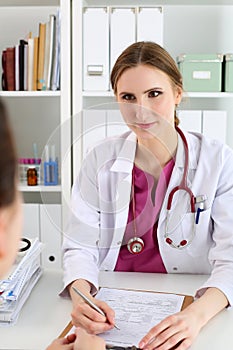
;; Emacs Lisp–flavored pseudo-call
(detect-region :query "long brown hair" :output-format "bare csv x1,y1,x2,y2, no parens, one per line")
110,41,183,126
0,99,18,207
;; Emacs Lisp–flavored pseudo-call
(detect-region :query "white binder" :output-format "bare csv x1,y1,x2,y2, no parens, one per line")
137,7,163,46
177,110,202,133
110,8,136,71
107,110,129,137
83,7,109,91
40,204,62,268
22,203,40,240
82,109,106,158
202,110,227,143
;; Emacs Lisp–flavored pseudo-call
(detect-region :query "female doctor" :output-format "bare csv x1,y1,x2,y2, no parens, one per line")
61,41,233,350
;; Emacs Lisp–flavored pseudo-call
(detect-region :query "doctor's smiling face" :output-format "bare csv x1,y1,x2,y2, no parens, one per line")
111,41,183,141
116,64,182,140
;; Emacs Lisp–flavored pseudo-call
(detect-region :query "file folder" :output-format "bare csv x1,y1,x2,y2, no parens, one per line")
82,109,106,158
107,110,129,137
22,203,40,240
40,204,62,268
137,7,163,46
110,8,136,71
83,7,109,91
202,110,227,143
177,110,202,133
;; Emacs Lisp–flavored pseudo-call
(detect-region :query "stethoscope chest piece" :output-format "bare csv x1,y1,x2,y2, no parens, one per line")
127,237,145,254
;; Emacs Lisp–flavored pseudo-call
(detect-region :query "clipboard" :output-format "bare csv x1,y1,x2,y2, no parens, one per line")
58,289,194,338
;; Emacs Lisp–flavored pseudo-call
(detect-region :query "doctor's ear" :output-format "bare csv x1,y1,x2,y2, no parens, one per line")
174,86,183,105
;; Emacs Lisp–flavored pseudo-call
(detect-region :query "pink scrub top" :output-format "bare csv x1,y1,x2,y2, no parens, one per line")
114,159,175,273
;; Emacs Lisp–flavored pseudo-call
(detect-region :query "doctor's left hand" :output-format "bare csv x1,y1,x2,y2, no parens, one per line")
138,308,203,350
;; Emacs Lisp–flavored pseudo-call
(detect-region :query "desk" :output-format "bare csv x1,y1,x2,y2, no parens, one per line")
1,270,233,350
0,269,72,350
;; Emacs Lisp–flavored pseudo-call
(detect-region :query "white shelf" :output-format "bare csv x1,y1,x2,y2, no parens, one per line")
83,90,114,97
185,92,233,98
0,91,60,97
83,0,233,6
0,0,59,5
19,185,62,192
83,91,233,98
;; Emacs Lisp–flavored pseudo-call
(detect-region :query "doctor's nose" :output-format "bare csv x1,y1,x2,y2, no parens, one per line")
135,102,150,121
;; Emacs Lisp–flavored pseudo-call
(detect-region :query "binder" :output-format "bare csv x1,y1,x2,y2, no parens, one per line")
137,7,163,46
177,110,202,133
22,203,40,240
37,22,46,90
51,9,61,91
27,38,34,91
110,8,136,71
202,110,227,143
15,44,19,91
43,14,56,90
39,204,62,268
83,7,109,91
33,37,39,91
19,40,27,91
82,109,106,158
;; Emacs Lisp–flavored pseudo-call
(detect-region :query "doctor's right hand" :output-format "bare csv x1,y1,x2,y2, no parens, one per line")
69,279,115,334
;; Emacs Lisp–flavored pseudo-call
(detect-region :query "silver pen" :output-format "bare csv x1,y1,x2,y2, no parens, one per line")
72,286,120,330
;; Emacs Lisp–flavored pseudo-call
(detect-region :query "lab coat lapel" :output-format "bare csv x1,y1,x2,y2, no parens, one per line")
101,133,136,269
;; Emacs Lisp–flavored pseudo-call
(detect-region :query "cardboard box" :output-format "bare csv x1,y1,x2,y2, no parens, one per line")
177,54,223,92
224,54,233,92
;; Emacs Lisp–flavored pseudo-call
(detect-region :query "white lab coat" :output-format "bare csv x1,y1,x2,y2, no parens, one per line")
62,129,233,305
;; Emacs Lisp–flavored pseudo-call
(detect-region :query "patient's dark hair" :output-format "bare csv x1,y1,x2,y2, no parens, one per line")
0,99,18,207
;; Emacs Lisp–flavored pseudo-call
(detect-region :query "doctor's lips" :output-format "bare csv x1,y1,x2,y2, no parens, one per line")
135,121,157,129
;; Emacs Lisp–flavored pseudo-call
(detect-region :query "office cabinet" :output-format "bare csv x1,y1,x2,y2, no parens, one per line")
0,0,71,258
72,0,233,181
0,0,71,271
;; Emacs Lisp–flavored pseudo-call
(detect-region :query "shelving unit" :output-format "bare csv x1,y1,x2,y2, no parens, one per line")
0,0,71,268
19,185,62,192
83,91,233,98
72,0,233,180
0,91,60,97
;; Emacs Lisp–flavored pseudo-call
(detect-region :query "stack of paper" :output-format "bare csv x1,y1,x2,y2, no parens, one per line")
0,238,43,325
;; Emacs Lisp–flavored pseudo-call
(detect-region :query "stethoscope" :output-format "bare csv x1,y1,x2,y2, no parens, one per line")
127,126,207,254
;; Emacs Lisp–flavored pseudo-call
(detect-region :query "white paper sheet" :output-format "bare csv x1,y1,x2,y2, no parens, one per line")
67,288,185,347
97,288,184,347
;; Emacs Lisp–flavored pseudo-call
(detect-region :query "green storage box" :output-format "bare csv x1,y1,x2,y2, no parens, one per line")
177,54,223,92
224,54,233,92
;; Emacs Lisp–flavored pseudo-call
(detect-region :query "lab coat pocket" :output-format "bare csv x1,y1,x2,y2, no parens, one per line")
184,207,212,257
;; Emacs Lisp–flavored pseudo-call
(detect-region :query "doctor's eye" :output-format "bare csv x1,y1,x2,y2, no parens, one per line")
148,90,162,98
120,94,136,101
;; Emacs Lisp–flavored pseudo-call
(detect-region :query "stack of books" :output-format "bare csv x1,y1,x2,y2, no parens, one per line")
0,238,43,324
1,10,60,92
